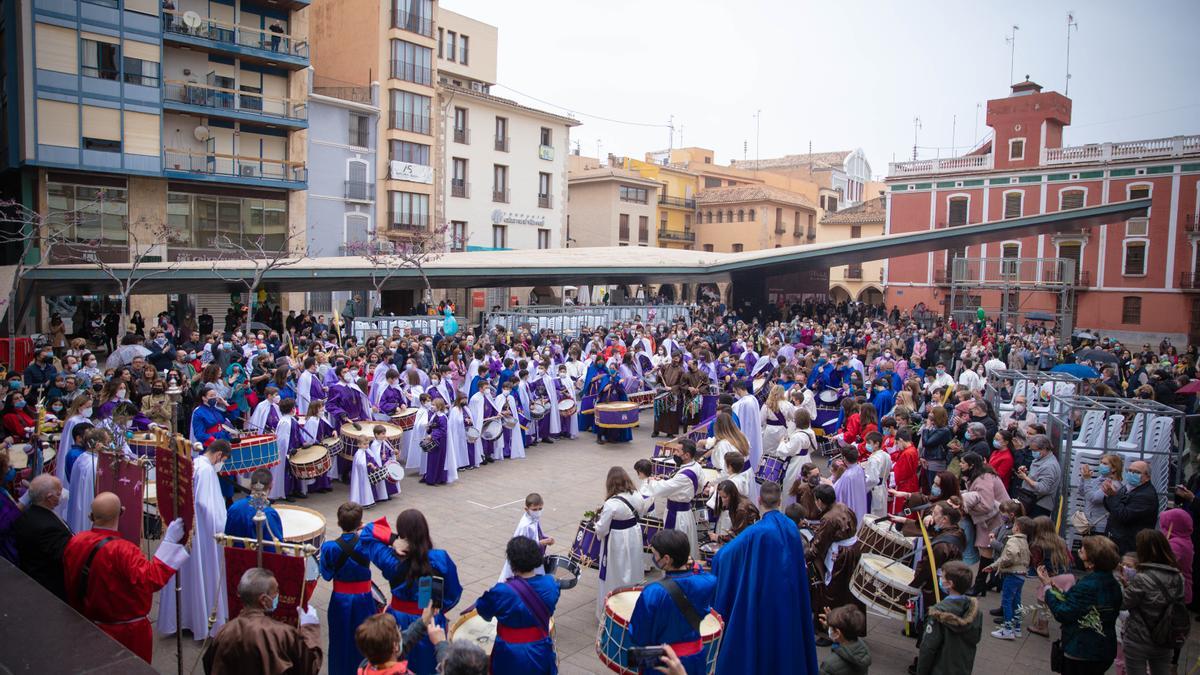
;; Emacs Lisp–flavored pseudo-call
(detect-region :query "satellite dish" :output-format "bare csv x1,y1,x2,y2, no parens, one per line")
182,11,202,29
193,126,211,142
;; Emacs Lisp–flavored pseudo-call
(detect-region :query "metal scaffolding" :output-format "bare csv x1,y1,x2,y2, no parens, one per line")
984,368,1083,424
947,257,1076,341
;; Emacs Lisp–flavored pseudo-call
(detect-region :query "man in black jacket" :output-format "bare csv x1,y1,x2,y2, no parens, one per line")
1103,460,1160,554
13,474,72,599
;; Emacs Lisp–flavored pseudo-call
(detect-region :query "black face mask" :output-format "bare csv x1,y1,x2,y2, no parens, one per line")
672,455,685,467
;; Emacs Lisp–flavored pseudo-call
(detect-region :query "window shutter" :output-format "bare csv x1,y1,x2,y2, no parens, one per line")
1004,193,1022,219
1060,190,1084,210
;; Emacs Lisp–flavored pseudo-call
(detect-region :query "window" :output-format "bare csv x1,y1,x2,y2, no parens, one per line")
1009,138,1025,160
388,191,429,229
538,173,551,208
459,35,469,65
389,90,431,134
345,214,370,245
390,39,433,86
619,214,630,241
494,117,508,151
1126,218,1149,237
638,216,649,243
749,209,755,221
948,197,968,226
1003,192,1023,219
732,243,743,253
619,185,648,204
122,56,158,86
1060,189,1085,210
48,182,128,246
492,224,507,249
346,160,370,200
437,28,443,58
162,190,288,252
850,225,862,239
349,113,370,148
492,165,508,202
660,211,668,230
737,209,744,222
83,137,121,152
453,107,469,144
775,207,783,226
684,214,692,229
537,229,550,249
846,263,863,279
1122,297,1142,324
716,210,723,223
446,31,457,62
703,244,714,252
1128,185,1151,200
704,176,722,188
1123,240,1147,276
389,140,430,165
540,127,552,147
451,158,468,197
393,0,434,37
450,221,466,251
1001,243,1019,277
1058,242,1082,284
705,211,712,224
827,196,838,213
81,39,119,80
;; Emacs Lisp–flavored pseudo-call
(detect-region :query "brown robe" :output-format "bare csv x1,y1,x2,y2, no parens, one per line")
683,368,709,426
806,503,864,621
654,363,685,434
716,501,761,543
789,481,823,522
203,608,324,675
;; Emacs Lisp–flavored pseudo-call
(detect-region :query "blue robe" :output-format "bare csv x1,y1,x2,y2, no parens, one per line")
476,575,560,674
191,403,231,448
628,570,717,675
224,497,284,550
870,387,896,419
65,444,86,480
577,363,603,433
594,373,631,443
362,522,462,675
711,510,817,675
469,374,484,398
319,532,377,675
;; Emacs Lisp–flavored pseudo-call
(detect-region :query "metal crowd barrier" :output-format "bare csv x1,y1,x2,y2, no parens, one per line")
483,305,692,335
350,315,445,341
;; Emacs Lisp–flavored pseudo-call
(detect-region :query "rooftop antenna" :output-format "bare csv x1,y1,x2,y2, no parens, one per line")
912,116,922,161
1065,11,1078,95
753,109,762,169
950,114,957,157
743,140,748,162
973,103,981,147
667,114,675,151
1005,25,1020,86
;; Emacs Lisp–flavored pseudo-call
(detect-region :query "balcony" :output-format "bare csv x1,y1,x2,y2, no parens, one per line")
163,11,309,69
1180,272,1200,290
163,80,307,127
1186,214,1200,233
345,180,372,201
492,188,509,204
538,194,552,209
657,195,696,209
451,180,469,198
386,213,430,232
1042,134,1200,166
774,223,786,235
392,10,434,37
163,149,307,188
388,59,433,87
889,153,993,177
453,127,470,145
845,266,864,280
657,228,695,243
495,136,509,152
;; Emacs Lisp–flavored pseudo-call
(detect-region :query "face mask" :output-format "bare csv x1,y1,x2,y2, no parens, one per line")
213,460,224,472
865,444,875,453
673,455,685,467
1125,472,1141,488
81,407,93,417
8,380,19,389
1097,464,1111,476
938,578,950,595
343,373,354,383
992,439,1003,450
13,400,25,409
52,403,64,412
931,485,942,498
268,594,279,612
206,399,218,408
807,475,821,487
527,509,541,522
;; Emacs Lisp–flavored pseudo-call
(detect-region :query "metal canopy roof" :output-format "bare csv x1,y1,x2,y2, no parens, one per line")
23,199,1148,295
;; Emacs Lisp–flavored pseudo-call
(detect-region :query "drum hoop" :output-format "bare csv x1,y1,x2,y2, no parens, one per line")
291,445,329,463
275,504,327,543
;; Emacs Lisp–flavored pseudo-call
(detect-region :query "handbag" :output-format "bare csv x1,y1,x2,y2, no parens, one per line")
1050,639,1064,673
1069,510,1092,534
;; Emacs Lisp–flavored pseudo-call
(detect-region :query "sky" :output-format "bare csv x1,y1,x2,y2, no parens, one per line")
441,0,1200,179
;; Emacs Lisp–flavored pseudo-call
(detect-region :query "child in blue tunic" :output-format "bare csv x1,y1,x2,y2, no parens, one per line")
319,502,379,675
476,536,560,674
629,530,717,675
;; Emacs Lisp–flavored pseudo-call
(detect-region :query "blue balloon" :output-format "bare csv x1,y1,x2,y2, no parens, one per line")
442,310,458,336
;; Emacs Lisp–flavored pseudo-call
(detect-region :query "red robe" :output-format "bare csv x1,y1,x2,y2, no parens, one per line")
63,527,181,662
890,445,921,515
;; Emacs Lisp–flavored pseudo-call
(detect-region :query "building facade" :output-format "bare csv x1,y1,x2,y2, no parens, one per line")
613,157,697,250
819,196,885,304
694,185,818,254
886,79,1200,343
1,0,310,329
566,155,660,248
733,149,874,206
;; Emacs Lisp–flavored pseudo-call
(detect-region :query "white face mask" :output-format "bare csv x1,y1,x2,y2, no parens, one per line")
270,395,280,404
342,373,354,383
527,509,542,522
81,407,93,417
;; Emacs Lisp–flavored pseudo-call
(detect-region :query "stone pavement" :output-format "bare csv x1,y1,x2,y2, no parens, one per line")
148,412,1200,674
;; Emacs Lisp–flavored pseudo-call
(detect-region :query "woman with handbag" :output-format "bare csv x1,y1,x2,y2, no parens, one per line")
1119,530,1187,675
1043,535,1123,674
1075,454,1124,537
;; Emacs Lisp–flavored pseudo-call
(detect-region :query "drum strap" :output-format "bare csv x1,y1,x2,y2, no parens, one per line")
75,536,116,607
333,535,369,576
658,578,703,633
505,576,552,636
613,496,638,518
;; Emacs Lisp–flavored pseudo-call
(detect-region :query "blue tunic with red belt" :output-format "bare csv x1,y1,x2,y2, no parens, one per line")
319,531,377,675
476,575,560,674
628,570,717,675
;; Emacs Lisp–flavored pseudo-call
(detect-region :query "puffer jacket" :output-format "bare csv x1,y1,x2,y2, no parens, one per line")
1159,508,1194,603
1122,562,1185,650
818,638,871,675
915,595,982,675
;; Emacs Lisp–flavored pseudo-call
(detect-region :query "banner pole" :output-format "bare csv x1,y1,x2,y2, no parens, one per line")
172,433,182,675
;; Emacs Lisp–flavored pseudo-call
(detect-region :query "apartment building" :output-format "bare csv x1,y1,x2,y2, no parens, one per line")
566,155,660,248
886,78,1200,343
820,196,885,304
732,149,875,207
694,185,818,253
0,0,311,328
612,157,698,250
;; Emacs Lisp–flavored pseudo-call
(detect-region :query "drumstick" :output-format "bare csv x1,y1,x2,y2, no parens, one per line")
351,421,363,431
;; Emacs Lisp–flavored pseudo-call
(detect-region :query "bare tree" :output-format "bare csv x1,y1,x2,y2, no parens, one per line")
210,229,303,327
0,200,72,366
343,222,457,314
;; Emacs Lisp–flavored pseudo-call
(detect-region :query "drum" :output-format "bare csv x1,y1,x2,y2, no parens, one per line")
595,402,640,429
340,422,402,461
557,398,578,417
640,516,664,554
753,454,788,485
289,443,333,480
6,444,30,470
752,376,769,402
817,389,841,404
627,390,656,409
651,456,677,478
276,504,327,549
641,371,658,388
543,554,582,590
482,420,503,441
128,431,160,459
501,415,518,430
579,393,598,416
849,553,919,621
568,518,602,570
465,426,481,443
449,609,556,655
597,587,724,675
530,401,548,420
391,408,418,431
384,461,405,483
699,542,720,567
220,434,279,476
857,516,915,561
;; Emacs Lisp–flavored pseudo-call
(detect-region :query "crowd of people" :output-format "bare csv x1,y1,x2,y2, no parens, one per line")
2,296,1199,674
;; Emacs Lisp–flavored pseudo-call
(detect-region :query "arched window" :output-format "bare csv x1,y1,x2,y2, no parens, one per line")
748,209,755,221
705,211,713,224
737,209,744,222
716,210,723,223
726,210,733,223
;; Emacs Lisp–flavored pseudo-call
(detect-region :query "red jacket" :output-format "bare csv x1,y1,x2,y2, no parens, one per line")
988,447,1015,487
892,444,921,511
840,412,861,445
3,409,36,440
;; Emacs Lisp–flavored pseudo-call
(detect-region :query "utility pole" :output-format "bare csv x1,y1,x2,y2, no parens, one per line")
1065,12,1078,95
912,117,922,161
754,109,761,169
951,114,957,157
1006,25,1020,85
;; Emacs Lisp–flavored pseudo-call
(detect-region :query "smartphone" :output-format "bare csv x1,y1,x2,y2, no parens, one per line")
417,576,432,609
627,646,666,669
430,576,445,609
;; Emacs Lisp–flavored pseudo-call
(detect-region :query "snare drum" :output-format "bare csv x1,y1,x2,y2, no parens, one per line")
595,402,640,429
753,454,788,485
391,408,418,431
340,422,402,461
465,426,481,443
597,587,724,675
627,390,656,409
220,434,279,476
276,504,327,549
849,553,919,621
651,456,677,478
752,376,768,401
482,420,503,441
543,554,582,590
568,519,602,570
501,415,518,430
289,443,333,480
529,401,548,420
557,398,578,417
128,431,160,459
639,516,664,554
857,516,915,561
384,461,405,483
449,609,555,655
699,542,721,568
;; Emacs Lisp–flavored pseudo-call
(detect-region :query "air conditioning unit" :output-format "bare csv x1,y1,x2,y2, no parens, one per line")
240,165,258,177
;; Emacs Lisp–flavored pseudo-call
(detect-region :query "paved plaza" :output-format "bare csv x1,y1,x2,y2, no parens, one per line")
148,411,1199,674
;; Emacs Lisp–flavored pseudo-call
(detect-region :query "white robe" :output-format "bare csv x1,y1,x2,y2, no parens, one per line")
497,512,547,583
760,404,789,455
57,413,89,484
65,452,97,534
864,448,893,517
368,362,392,403
539,373,561,435
594,492,648,619
645,460,701,560
350,444,388,507
296,370,320,414
447,405,469,471
271,415,297,499
404,407,431,473
494,393,525,459
732,394,764,469
247,400,280,434
461,359,481,395
707,468,753,510
777,427,818,506
704,438,741,475
466,393,487,466
799,388,818,421
158,455,227,638
556,375,579,438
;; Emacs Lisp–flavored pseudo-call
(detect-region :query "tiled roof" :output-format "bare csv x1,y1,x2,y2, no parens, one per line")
695,185,817,209
732,151,852,171
440,83,581,127
820,196,886,225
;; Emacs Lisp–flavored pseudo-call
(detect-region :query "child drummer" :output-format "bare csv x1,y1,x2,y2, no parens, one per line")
349,425,390,508
497,493,555,583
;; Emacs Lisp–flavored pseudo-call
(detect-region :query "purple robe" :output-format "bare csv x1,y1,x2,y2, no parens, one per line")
378,386,407,416
422,413,450,485
95,399,152,430
326,383,368,425
282,419,307,496
833,462,869,526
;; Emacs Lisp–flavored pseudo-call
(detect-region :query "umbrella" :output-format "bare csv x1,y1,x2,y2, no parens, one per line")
105,344,150,368
1177,380,1200,395
1075,348,1119,365
1051,363,1099,379
1025,311,1055,322
1073,331,1098,340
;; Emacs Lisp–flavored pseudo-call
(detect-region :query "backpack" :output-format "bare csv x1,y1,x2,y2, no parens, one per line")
1143,573,1191,647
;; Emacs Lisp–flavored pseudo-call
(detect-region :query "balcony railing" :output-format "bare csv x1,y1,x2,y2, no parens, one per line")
451,180,469,198
845,267,864,280
1180,272,1200,290
388,59,433,86
538,194,552,209
163,10,309,59
453,128,470,144
889,153,993,177
1186,214,1200,232
392,10,434,37
1042,135,1200,165
495,136,509,152
164,149,307,183
386,213,430,231
492,188,509,203
657,195,696,209
657,228,696,243
774,223,786,235
345,180,372,201
164,80,307,121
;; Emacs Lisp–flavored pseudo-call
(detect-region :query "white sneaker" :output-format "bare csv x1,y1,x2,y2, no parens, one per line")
991,627,1016,640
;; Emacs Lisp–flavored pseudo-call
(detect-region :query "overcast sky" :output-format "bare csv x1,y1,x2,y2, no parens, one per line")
442,0,1200,179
